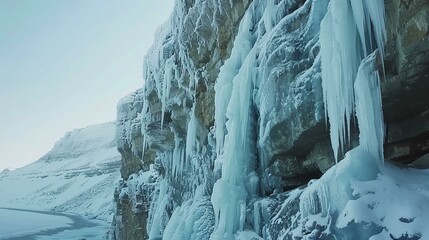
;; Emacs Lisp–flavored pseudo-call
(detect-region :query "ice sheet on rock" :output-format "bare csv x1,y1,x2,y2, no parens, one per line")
211,1,262,239
143,20,176,131
212,0,326,238
253,0,328,195
186,106,198,166
211,8,257,238
214,11,254,156
163,186,215,240
291,0,429,236
315,0,387,234
171,137,186,178
148,179,171,239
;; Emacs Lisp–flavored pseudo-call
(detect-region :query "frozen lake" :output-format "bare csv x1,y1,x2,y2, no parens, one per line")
0,208,109,240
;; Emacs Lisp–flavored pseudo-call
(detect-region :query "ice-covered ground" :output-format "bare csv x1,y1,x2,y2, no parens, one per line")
0,208,72,239
0,208,108,240
289,147,429,239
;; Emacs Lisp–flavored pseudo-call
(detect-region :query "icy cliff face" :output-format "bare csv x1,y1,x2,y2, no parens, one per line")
0,122,120,221
112,0,429,239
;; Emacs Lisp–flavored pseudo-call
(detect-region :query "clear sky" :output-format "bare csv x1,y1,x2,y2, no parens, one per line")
0,0,175,170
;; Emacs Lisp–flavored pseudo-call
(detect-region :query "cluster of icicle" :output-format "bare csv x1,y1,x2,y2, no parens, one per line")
320,0,386,165
211,0,387,238
143,0,387,238
211,6,257,239
297,0,387,228
210,0,302,238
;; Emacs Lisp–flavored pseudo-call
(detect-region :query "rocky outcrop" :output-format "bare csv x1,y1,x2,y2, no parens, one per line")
111,0,429,239
112,1,251,239
383,0,429,163
116,89,145,179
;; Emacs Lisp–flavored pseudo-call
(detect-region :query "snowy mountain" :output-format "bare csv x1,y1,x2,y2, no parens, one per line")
0,122,121,221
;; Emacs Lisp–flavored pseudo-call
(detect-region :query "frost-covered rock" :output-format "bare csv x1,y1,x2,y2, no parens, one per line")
383,0,429,164
0,122,120,222
116,88,146,179
111,0,429,239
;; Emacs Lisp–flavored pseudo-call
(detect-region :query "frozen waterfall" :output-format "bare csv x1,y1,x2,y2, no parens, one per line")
320,0,386,164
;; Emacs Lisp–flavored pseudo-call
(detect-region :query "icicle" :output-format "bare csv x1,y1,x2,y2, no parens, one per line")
320,0,360,162
161,56,174,129
363,0,387,62
186,106,197,162
350,0,387,65
320,0,386,163
214,11,254,156
148,179,170,239
142,134,147,164
172,137,186,178
141,99,149,164
354,51,385,166
211,40,257,240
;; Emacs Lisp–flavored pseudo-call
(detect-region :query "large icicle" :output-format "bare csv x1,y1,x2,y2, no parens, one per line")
354,51,385,164
296,0,387,235
320,0,361,162
211,52,256,239
211,8,257,240
214,16,254,156
161,55,175,129
320,0,386,163
148,179,170,239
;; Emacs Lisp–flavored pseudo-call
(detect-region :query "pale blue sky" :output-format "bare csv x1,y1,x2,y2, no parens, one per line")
0,0,175,170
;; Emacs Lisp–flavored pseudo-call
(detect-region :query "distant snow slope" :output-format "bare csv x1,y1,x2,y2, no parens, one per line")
0,122,121,222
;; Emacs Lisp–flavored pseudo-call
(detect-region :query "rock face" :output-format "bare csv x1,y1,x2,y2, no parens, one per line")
383,0,429,163
111,0,429,239
0,122,121,221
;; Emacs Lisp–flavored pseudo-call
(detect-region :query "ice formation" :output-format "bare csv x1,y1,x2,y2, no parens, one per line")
210,0,333,237
211,27,256,240
354,51,385,163
211,1,283,238
298,0,386,214
112,0,429,239
320,0,386,163
294,0,389,237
